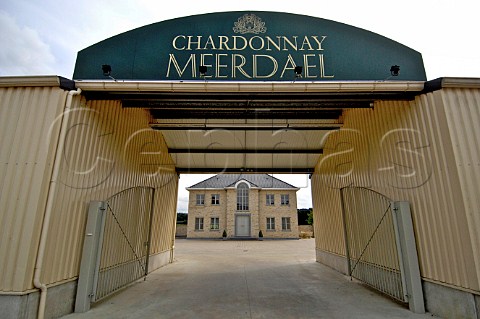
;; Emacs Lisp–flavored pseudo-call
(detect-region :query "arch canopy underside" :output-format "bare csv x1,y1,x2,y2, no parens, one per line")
80,81,424,174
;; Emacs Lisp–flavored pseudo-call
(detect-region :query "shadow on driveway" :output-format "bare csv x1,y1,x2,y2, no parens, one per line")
62,239,436,319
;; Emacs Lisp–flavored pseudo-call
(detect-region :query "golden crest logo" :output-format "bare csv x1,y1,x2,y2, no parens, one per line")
233,14,267,34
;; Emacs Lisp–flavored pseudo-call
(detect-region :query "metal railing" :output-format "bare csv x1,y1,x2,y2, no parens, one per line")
340,187,407,303
93,187,155,302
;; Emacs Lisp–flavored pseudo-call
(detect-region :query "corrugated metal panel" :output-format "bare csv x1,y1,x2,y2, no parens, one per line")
40,98,178,287
150,174,178,254
312,175,345,255
0,86,67,292
440,87,480,287
313,93,480,292
163,126,328,170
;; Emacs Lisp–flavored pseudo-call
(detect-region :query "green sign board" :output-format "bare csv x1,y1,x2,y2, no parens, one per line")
73,11,426,81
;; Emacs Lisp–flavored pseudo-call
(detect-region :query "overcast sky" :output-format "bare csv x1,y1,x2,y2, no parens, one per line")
1,0,479,212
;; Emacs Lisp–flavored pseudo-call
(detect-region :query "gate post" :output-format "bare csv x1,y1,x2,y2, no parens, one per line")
74,201,106,313
339,188,352,276
393,201,425,314
144,188,156,277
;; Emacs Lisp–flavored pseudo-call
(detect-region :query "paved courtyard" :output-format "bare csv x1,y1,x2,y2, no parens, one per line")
63,239,436,319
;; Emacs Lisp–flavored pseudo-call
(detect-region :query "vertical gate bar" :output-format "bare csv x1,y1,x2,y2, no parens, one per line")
370,192,376,288
119,193,125,279
144,188,156,279
108,200,116,293
366,192,374,290
104,203,114,299
128,189,136,283
392,202,408,302
112,199,120,294
346,189,354,273
128,190,134,284
392,207,403,300
130,189,137,281
373,196,380,292
368,192,377,290
91,201,107,302
384,207,395,297
138,189,144,279
109,196,115,281
355,189,362,279
351,188,359,275
140,188,147,277
344,189,352,270
349,189,356,276
384,201,390,295
126,189,134,285
103,202,110,299
384,200,392,297
360,189,369,282
394,201,425,313
339,187,352,276
379,198,388,296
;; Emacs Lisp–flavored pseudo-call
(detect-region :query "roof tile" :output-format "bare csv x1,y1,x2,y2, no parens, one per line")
188,174,297,189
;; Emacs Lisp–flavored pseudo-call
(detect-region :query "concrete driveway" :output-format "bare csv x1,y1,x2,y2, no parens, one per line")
63,239,436,319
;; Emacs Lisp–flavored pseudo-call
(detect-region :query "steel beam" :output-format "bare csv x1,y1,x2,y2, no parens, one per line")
149,109,342,119
151,125,341,131
168,148,323,154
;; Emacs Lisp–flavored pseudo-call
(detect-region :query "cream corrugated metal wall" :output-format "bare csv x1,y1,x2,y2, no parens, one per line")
40,98,178,288
0,86,178,292
441,87,480,288
312,88,480,293
150,173,178,255
0,86,67,292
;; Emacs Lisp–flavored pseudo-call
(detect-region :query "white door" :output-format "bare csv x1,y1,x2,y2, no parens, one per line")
235,215,251,237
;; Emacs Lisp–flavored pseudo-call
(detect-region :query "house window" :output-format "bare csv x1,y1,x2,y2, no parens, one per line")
196,194,205,205
266,194,274,206
236,182,249,211
266,217,275,230
282,217,291,231
210,217,219,230
281,194,290,206
211,194,220,205
195,217,204,231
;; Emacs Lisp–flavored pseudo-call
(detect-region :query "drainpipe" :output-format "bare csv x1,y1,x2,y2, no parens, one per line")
33,88,82,319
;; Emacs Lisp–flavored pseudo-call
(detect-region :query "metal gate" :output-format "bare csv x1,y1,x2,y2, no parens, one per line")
93,186,155,302
75,187,157,312
340,187,407,303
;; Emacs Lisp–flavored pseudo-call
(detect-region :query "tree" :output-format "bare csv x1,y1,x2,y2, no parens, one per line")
307,208,314,225
297,208,312,225
177,212,188,224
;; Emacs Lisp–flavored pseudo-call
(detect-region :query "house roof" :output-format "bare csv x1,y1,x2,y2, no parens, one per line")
187,174,298,190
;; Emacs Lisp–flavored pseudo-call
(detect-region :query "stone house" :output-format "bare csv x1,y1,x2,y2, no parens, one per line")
186,174,299,239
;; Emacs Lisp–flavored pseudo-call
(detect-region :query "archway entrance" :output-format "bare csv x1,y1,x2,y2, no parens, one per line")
9,10,470,319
